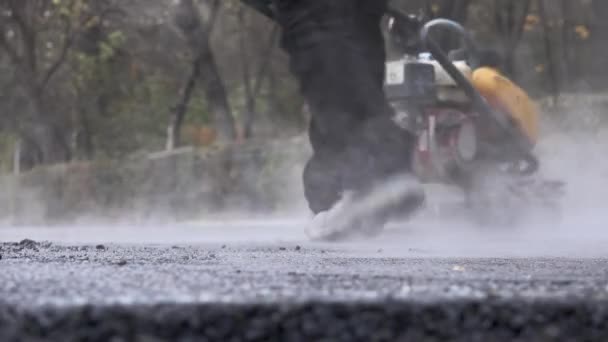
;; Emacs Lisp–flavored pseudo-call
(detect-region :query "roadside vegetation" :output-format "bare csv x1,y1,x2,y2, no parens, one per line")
0,0,605,172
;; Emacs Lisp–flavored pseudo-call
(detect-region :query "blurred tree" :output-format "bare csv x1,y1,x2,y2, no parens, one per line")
493,0,531,77
0,0,606,172
236,4,279,139
171,0,236,147
0,0,121,167
537,0,561,102
166,0,224,150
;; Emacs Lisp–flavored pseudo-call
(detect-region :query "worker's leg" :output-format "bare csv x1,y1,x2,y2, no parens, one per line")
275,0,422,217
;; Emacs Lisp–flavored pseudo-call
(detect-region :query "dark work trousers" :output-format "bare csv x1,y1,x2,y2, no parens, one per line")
274,0,417,214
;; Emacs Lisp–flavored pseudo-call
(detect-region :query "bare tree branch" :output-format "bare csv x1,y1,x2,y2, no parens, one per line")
40,16,73,89
244,23,279,138
253,25,278,96
42,1,122,90
168,0,236,146
166,55,201,150
205,0,221,35
512,0,532,46
538,0,560,103
0,24,21,66
8,0,38,72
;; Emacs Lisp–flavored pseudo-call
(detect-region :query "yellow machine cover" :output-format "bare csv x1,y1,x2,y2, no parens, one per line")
471,67,539,146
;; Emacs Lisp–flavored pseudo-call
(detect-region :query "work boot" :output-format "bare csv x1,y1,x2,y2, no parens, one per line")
305,173,425,241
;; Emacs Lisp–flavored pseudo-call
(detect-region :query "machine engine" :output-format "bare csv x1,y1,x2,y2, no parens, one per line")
384,21,540,187
382,14,563,225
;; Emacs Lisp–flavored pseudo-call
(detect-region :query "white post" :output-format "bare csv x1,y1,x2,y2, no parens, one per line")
166,125,175,151
9,138,21,225
13,138,20,175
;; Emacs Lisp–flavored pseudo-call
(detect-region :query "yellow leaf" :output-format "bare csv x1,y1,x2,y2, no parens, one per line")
431,4,440,14
526,14,540,26
575,25,590,40
524,15,540,32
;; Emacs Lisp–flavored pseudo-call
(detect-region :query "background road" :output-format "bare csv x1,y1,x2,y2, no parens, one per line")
3,216,608,341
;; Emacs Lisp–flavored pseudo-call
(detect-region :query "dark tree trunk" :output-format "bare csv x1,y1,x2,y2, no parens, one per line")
174,0,237,144
73,86,95,160
197,40,237,142
167,56,201,150
28,87,71,164
538,0,561,103
494,0,531,79
0,0,77,167
240,13,279,139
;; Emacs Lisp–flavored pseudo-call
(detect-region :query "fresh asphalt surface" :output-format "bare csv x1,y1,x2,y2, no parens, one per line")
3,212,608,341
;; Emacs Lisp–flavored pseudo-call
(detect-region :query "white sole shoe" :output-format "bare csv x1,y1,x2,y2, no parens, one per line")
305,173,425,242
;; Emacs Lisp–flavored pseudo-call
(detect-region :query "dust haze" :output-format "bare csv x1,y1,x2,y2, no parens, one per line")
1,1,608,259
369,98,608,259
3,100,608,259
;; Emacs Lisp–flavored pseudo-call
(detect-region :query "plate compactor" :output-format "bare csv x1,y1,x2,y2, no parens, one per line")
384,10,564,226
241,1,565,228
